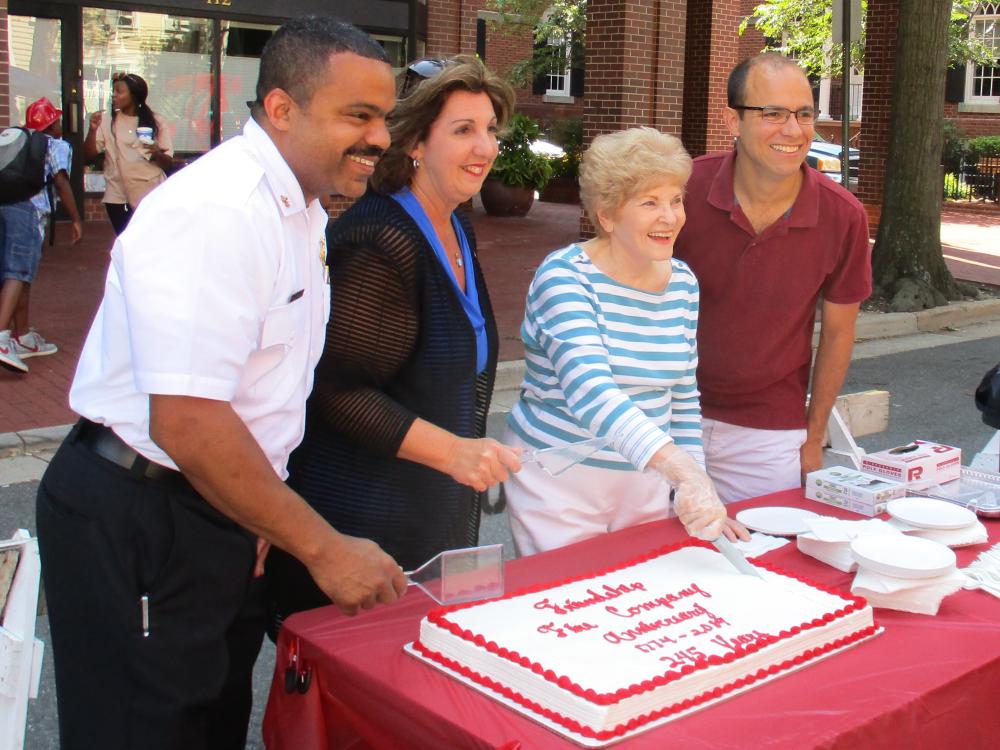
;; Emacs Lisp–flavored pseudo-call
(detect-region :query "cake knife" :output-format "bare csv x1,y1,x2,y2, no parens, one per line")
711,536,764,578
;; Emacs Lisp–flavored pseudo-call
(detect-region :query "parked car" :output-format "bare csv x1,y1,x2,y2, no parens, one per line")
807,132,859,190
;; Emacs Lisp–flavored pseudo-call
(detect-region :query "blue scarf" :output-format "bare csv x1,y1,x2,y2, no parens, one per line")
390,189,487,374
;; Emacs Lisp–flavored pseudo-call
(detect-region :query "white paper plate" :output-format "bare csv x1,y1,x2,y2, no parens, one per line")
849,535,956,579
734,506,820,536
886,497,977,530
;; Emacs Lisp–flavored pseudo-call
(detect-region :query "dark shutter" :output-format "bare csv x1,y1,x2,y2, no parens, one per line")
476,18,487,61
945,64,966,103
532,36,547,95
569,41,584,97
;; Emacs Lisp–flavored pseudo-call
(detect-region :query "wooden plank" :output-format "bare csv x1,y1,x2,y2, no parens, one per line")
832,390,890,439
0,550,20,620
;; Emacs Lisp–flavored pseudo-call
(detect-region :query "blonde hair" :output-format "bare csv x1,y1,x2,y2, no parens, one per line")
579,127,692,234
372,55,515,194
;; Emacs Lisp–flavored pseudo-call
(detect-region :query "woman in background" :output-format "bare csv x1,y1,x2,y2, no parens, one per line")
266,56,520,631
84,72,173,234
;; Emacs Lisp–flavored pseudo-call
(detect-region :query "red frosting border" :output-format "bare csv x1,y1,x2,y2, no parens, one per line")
416,538,877,740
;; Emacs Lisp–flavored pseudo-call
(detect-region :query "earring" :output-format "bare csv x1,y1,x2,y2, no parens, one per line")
412,158,420,169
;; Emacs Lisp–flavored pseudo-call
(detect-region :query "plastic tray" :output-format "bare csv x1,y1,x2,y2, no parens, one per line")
911,467,1000,518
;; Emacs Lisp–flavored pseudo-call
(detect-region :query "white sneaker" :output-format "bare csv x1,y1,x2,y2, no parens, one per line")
0,330,28,373
13,328,58,359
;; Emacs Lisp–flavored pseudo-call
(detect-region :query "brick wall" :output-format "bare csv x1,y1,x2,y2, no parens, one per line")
427,2,583,125
0,0,8,128
944,103,1000,139
682,0,741,156
857,0,896,230
738,0,766,62
584,2,687,141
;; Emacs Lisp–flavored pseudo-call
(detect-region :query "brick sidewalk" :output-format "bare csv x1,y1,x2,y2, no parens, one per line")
0,199,996,436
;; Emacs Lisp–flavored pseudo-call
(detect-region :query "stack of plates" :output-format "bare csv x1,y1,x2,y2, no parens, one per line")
886,497,978,532
849,535,956,580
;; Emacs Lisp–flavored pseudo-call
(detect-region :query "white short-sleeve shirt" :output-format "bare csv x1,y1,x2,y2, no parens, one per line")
71,118,330,479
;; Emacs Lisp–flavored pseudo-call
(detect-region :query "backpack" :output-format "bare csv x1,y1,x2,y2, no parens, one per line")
975,362,1000,430
0,127,48,205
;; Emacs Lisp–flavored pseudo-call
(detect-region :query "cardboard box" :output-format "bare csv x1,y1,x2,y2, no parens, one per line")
860,440,962,489
806,467,908,517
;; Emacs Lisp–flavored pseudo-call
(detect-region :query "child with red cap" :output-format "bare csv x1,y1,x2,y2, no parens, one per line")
0,97,83,373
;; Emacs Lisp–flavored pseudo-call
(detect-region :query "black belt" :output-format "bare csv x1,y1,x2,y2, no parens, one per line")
74,419,178,481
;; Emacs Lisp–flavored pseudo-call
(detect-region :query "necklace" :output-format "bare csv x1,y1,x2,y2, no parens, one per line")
454,251,463,268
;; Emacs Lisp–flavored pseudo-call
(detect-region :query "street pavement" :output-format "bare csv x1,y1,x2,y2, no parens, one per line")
4,330,1000,749
1,197,999,749
1,200,998,439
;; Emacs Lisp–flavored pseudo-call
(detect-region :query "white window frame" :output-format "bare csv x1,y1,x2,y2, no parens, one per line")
966,3,1000,104
544,30,572,98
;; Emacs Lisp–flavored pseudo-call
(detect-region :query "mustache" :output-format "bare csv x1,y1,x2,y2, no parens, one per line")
345,144,385,159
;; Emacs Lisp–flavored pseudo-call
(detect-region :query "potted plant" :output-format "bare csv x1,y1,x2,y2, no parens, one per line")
540,117,582,204
481,113,553,217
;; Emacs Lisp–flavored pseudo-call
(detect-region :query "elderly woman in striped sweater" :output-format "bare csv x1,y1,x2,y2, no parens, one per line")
504,127,747,555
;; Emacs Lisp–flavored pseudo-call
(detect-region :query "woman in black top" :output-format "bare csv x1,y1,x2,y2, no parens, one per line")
266,56,520,629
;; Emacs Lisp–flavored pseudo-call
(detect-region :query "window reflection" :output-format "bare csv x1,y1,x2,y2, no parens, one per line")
221,21,275,141
8,16,62,127
82,9,212,153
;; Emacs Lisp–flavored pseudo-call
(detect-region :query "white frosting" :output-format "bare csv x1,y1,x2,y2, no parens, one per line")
417,545,874,736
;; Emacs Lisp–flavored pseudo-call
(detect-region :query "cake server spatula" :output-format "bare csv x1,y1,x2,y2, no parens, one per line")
405,543,504,605
520,435,612,477
711,536,764,578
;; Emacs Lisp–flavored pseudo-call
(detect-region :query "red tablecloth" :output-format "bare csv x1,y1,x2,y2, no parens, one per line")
263,490,1000,749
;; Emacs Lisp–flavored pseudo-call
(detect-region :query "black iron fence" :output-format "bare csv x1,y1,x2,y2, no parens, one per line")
944,156,1000,203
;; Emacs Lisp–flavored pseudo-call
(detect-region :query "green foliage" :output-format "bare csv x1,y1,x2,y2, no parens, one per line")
942,172,969,201
490,113,553,190
741,1,993,76
545,117,583,179
941,120,968,173
966,136,1000,161
488,0,586,88
741,0,863,77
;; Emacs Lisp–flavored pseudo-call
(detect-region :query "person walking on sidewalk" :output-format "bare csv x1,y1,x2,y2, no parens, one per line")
673,53,872,502
83,72,173,235
0,97,83,374
36,17,404,750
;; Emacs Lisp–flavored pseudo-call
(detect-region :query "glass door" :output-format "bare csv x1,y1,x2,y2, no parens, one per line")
8,2,83,217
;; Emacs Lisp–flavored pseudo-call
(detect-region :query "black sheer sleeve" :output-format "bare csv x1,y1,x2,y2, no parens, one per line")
310,218,423,457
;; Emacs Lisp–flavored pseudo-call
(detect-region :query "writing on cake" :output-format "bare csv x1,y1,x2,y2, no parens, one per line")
413,539,878,742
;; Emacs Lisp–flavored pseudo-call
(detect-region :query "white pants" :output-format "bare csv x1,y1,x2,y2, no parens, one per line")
702,417,806,503
503,428,672,556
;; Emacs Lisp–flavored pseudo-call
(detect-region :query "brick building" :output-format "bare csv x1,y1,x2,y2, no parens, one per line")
7,0,995,230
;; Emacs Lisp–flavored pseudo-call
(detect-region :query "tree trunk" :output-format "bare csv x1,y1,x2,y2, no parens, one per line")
870,0,962,311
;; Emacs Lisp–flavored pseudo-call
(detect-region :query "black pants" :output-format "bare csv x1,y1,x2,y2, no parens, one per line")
105,203,133,235
36,421,266,750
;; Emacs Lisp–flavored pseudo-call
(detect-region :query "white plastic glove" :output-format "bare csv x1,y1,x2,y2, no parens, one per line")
648,443,726,541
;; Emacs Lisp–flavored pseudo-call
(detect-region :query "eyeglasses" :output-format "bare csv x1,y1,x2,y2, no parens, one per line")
112,72,134,83
731,105,816,126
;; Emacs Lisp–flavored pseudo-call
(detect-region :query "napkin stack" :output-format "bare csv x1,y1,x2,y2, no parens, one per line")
796,517,900,573
851,567,966,616
732,532,790,557
886,517,989,547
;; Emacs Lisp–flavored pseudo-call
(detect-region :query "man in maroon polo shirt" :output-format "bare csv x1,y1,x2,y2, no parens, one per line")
674,52,871,502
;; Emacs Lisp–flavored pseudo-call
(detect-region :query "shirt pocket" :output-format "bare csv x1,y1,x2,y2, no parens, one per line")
260,297,305,352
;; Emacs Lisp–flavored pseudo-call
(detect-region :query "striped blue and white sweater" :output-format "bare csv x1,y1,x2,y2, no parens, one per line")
507,243,704,471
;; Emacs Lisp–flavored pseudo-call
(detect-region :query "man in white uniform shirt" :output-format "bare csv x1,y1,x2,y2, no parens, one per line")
36,17,404,750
